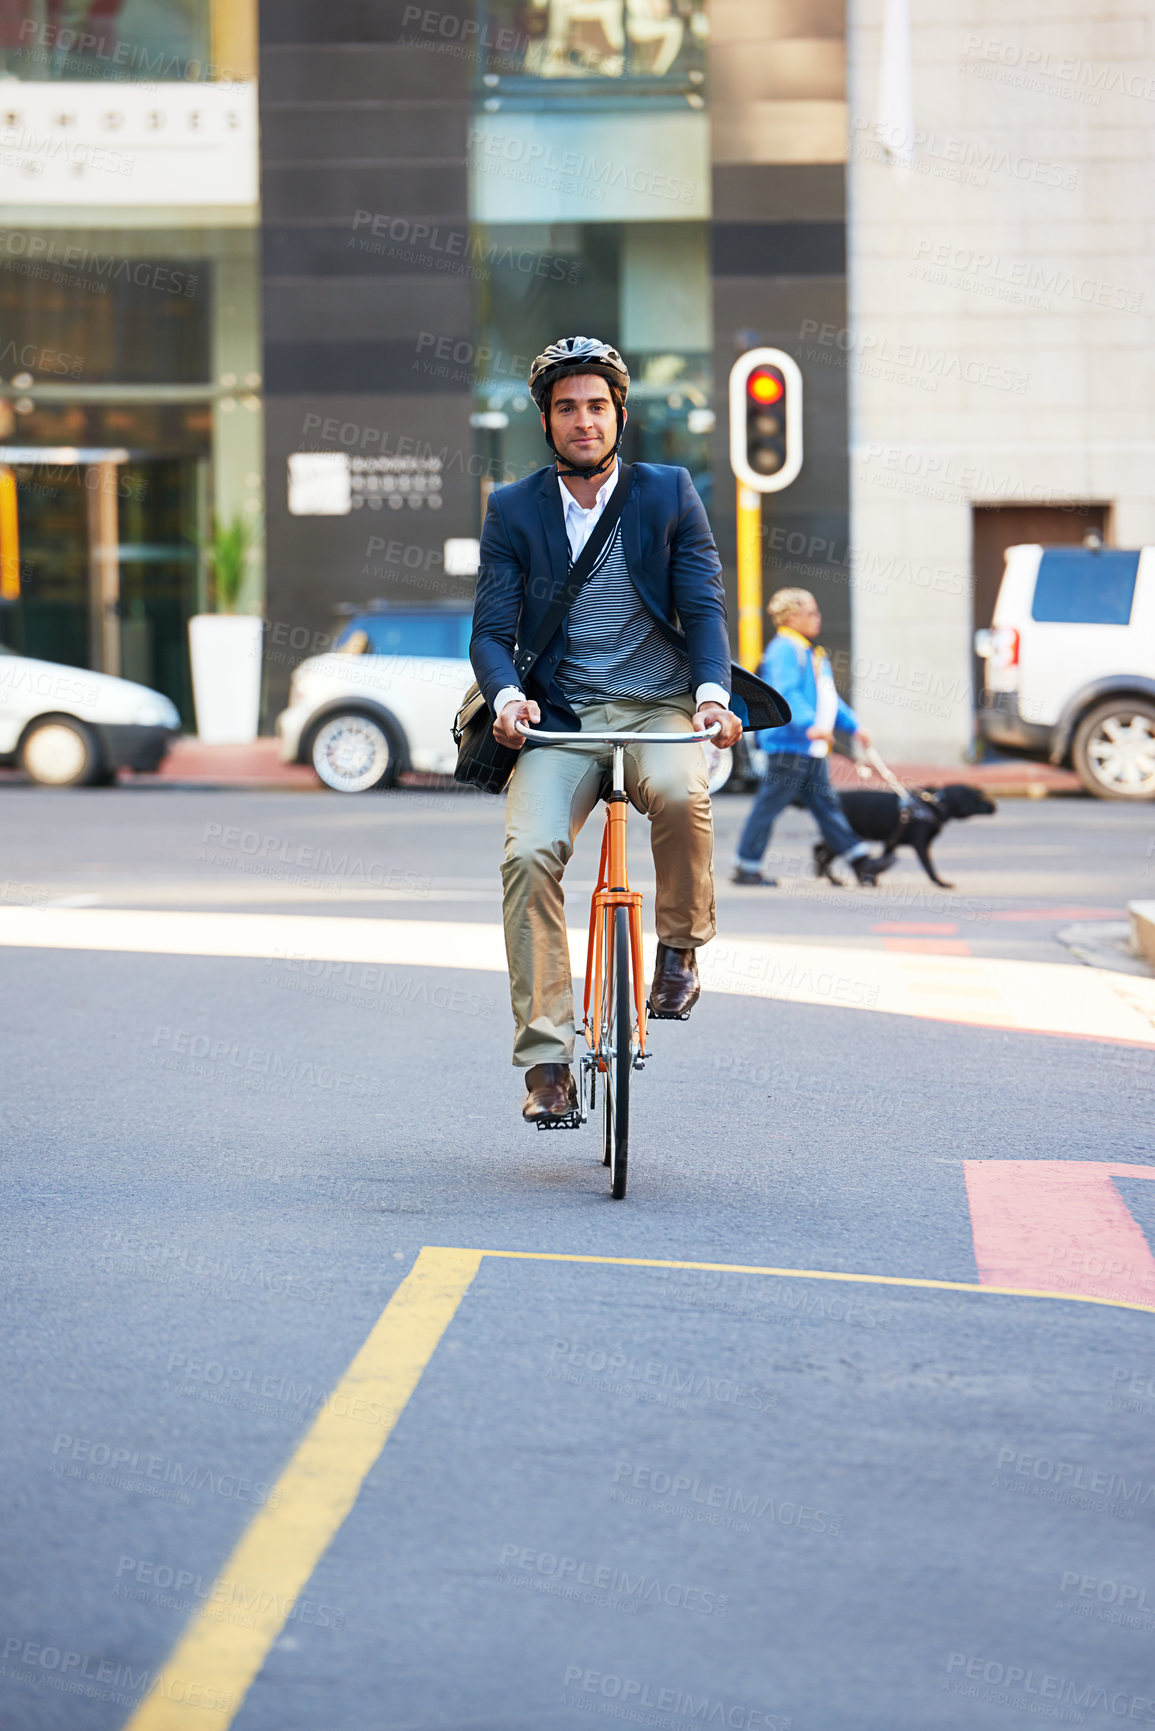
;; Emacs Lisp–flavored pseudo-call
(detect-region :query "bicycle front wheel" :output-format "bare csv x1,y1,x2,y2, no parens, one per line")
600,905,632,1199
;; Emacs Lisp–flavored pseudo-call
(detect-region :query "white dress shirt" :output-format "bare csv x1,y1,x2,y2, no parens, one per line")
558,461,619,559
493,462,731,717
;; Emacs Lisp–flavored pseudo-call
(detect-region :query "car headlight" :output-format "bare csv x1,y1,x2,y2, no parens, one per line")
288,658,322,706
133,695,180,728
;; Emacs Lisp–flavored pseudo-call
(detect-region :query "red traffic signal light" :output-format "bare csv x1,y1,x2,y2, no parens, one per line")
728,350,802,493
747,368,784,406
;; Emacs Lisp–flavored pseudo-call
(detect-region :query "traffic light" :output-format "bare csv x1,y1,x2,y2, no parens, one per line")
728,348,802,492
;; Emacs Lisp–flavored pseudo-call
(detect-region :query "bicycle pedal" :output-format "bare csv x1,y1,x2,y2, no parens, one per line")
646,1006,691,1021
535,1111,583,1131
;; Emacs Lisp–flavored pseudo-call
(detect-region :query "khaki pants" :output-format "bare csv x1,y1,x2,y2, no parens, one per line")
501,697,716,1067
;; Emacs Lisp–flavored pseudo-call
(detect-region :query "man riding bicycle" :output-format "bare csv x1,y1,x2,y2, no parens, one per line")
470,336,746,1126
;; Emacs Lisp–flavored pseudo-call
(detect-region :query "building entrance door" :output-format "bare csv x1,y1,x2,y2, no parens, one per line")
0,449,201,725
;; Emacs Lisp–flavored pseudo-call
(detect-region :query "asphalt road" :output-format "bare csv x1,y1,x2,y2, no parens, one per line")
2,780,1154,1731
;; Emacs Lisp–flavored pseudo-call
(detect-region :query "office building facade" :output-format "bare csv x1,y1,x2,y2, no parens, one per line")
847,0,1155,760
0,0,261,725
260,0,850,716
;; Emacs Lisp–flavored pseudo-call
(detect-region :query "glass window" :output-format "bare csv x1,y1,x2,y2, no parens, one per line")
1031,550,1139,626
1,457,200,723
0,1,210,81
3,462,91,671
470,221,713,518
0,229,210,385
477,0,706,88
343,615,473,660
117,457,199,720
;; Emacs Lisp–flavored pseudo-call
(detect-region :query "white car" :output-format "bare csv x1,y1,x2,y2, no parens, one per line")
276,604,743,796
276,607,474,793
0,641,179,786
975,543,1155,800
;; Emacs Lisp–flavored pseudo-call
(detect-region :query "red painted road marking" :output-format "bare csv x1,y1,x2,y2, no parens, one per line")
872,921,971,956
871,922,959,934
987,908,1125,923
883,938,973,955
964,1161,1155,1307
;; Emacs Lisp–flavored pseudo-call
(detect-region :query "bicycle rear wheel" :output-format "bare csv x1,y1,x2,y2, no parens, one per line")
600,905,632,1199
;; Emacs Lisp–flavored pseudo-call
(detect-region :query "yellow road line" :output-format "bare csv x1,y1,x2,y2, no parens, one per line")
119,1243,1152,1729
465,1249,1155,1317
122,1247,482,1731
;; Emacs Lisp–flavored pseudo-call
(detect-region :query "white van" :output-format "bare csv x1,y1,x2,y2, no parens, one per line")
975,545,1155,800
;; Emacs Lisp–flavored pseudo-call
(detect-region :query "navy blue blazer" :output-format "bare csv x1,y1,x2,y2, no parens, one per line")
470,461,734,731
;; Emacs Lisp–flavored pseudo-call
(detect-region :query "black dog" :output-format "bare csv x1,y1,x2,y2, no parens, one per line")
813,785,997,889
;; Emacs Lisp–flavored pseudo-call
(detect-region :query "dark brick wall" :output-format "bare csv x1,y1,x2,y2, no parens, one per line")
259,0,476,718
709,164,849,684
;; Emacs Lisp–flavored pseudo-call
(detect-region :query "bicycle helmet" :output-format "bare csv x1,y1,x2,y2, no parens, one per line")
528,336,631,478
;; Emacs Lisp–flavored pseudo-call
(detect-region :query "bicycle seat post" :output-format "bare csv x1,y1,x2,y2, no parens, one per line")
605,742,631,893
610,742,626,798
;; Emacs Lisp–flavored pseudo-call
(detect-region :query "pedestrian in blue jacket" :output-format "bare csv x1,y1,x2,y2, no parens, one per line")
731,589,878,887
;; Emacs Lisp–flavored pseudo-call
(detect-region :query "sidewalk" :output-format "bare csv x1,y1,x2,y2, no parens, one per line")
122,738,1084,797
141,739,317,788
826,754,1081,799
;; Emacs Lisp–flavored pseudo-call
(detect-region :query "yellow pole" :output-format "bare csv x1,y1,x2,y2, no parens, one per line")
0,466,18,600
211,0,257,80
87,460,120,675
736,481,762,670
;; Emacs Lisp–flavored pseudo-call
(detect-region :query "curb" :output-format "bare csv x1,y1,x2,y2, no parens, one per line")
1130,902,1155,968
826,759,1080,799
128,741,1083,798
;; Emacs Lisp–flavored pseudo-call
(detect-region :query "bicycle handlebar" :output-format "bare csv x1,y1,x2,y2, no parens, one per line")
515,722,721,744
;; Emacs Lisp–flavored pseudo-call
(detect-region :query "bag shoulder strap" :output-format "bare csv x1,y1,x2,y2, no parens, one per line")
513,464,634,683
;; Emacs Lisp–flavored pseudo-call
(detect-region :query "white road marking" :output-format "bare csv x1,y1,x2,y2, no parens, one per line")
0,906,1152,1046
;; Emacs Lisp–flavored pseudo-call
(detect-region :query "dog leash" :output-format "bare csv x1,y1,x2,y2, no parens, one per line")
853,746,945,858
857,744,916,805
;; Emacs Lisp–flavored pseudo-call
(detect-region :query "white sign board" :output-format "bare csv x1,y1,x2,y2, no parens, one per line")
288,454,352,517
0,81,258,207
288,453,447,516
444,538,480,576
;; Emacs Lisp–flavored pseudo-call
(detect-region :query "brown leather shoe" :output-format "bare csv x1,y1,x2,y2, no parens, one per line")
522,1062,579,1123
648,943,700,1020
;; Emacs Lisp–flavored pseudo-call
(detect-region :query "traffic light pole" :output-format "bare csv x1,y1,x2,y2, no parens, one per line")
0,467,18,601
736,482,762,670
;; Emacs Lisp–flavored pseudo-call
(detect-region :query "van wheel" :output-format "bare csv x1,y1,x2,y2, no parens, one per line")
1072,699,1155,801
19,718,102,787
309,712,400,793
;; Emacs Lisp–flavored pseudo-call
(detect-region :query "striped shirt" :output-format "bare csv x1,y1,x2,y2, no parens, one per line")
554,519,691,707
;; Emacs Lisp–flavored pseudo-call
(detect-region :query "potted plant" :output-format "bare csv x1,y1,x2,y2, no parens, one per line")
188,512,264,744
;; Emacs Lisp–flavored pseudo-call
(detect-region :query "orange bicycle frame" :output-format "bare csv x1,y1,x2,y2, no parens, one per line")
583,789,648,1062
512,718,717,1081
